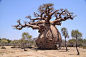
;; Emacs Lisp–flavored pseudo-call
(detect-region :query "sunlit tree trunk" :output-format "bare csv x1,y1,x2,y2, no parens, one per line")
76,35,79,55
22,43,25,50
65,37,67,51
24,42,27,51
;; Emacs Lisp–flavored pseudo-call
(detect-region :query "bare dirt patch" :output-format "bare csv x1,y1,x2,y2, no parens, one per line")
0,46,86,57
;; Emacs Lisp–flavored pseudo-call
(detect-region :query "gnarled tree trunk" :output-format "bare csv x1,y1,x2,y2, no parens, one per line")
36,24,62,49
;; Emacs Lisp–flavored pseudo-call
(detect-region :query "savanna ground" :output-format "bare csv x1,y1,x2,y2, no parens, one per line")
0,46,86,57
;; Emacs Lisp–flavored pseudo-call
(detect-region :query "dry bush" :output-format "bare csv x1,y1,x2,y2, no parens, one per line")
1,46,6,49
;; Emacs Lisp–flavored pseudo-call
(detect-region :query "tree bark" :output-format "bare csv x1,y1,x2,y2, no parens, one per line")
23,43,26,51
65,37,67,51
76,35,79,55
36,24,62,49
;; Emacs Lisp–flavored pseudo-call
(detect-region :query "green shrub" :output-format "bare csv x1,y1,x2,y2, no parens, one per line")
79,46,83,48
11,46,15,48
83,46,86,49
28,46,33,49
1,46,6,49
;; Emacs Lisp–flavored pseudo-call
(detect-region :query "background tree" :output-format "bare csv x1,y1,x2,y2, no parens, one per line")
0,38,11,46
21,32,32,51
1,39,8,46
68,39,76,46
0,38,1,43
17,39,22,48
71,30,82,55
1,38,6,40
83,39,86,43
77,38,83,46
7,39,11,43
32,38,37,47
0,38,1,40
61,27,69,51
11,40,18,47
83,39,86,47
6,39,11,45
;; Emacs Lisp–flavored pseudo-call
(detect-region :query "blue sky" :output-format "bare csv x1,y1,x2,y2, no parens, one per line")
0,0,86,40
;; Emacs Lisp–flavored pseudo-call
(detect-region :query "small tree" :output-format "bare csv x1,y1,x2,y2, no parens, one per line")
83,39,86,43
7,39,11,43
21,32,32,51
7,39,11,45
17,39,22,48
11,40,18,47
83,39,86,47
1,40,8,46
71,30,82,55
61,27,69,51
68,39,76,46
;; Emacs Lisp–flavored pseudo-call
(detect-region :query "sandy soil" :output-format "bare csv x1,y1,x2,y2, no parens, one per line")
0,46,86,57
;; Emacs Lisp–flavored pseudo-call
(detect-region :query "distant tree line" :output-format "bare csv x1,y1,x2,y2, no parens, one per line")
0,31,86,48
0,29,86,51
0,32,37,50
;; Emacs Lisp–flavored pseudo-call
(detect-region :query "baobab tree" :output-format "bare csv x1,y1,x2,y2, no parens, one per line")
13,3,76,49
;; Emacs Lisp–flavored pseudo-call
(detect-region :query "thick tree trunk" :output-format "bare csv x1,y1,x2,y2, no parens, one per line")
36,24,62,49
76,35,79,55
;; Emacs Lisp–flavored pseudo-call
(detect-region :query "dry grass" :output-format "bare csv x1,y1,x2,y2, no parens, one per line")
0,46,86,57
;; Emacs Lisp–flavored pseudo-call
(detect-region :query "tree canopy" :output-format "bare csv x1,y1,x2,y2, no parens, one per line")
20,32,32,44
61,27,69,38
68,39,76,44
38,3,54,13
21,32,32,40
1,39,8,44
13,3,76,31
71,30,82,39
71,30,82,55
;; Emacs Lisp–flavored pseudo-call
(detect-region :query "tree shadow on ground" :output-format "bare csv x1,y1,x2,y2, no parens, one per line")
31,47,70,52
59,50,69,52
58,48,70,52
82,51,86,52
32,48,56,50
68,54,76,55
68,54,80,55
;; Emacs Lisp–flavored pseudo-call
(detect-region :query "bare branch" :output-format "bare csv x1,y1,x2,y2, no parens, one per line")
12,19,40,30
34,12,41,17
29,20,45,25
13,4,76,31
25,15,31,19
12,20,25,30
51,10,59,16
26,24,39,29
52,17,68,25
31,18,42,20
54,22,61,25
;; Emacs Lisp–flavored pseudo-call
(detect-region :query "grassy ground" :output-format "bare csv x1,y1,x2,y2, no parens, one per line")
0,46,86,57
